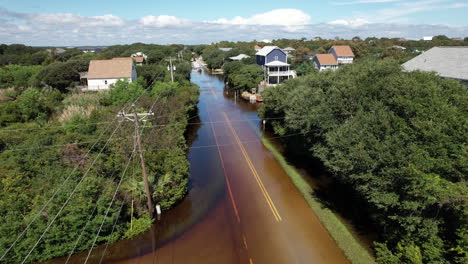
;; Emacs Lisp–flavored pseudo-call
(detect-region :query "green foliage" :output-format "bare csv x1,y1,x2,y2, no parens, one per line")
0,101,22,126
0,65,43,89
260,59,467,263
222,61,264,91
35,55,93,92
294,61,315,76
109,79,146,105
201,47,225,69
124,214,152,239
16,88,49,122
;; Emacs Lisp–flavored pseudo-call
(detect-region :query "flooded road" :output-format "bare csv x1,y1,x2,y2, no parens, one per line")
53,71,349,264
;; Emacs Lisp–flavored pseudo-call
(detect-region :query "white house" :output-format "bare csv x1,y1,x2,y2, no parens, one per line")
329,45,355,64
256,46,297,85
313,54,339,71
402,46,468,85
282,47,296,54
131,52,147,66
229,54,251,61
86,59,137,90
423,36,433,41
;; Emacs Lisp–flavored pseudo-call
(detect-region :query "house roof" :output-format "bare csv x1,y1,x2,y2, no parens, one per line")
283,47,295,51
265,60,290,66
219,48,233,52
254,45,262,50
402,46,468,81
87,59,134,79
229,54,251,61
133,57,144,63
330,45,355,57
256,46,285,56
315,54,338,65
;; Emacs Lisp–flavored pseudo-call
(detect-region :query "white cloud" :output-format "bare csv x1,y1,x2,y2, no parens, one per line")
29,13,124,27
212,9,311,26
329,19,369,27
333,0,400,5
139,15,188,27
0,7,467,46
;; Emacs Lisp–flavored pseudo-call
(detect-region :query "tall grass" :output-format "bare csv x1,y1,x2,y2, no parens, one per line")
261,136,376,264
58,105,95,122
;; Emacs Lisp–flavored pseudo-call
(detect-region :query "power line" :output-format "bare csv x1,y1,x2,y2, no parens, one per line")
0,134,134,153
83,150,136,264
8,84,145,262
1,59,175,262
63,170,119,264
0,119,121,261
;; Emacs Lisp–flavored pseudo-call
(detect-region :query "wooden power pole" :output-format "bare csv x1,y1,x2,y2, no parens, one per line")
118,104,155,218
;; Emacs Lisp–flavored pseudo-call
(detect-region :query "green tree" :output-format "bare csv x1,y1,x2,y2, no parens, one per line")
260,58,467,263
109,79,146,105
229,64,263,91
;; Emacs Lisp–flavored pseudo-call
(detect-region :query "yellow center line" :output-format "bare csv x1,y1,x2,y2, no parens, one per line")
242,235,249,250
222,112,282,222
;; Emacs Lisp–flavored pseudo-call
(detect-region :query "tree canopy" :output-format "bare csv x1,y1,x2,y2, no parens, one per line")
260,59,467,264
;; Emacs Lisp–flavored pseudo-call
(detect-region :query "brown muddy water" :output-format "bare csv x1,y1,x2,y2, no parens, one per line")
44,71,350,264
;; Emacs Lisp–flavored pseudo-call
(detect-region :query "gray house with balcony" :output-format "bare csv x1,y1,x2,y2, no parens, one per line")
256,46,296,85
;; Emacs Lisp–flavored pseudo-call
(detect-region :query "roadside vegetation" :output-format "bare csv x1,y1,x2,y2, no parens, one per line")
0,43,199,263
259,59,467,264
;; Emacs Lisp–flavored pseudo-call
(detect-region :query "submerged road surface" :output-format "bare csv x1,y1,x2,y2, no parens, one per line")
51,71,349,264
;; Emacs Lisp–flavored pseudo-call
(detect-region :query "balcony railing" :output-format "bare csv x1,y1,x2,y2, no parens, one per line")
267,70,295,76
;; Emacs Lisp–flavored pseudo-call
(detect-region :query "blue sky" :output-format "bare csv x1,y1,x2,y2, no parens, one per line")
0,0,467,45
1,0,467,25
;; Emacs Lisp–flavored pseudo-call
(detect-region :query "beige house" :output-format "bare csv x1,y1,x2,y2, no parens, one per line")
86,59,137,90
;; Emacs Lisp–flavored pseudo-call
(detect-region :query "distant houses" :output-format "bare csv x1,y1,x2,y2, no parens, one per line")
313,54,339,71
229,54,251,61
313,45,355,71
82,58,137,90
256,46,297,85
282,47,295,55
219,48,233,52
329,45,355,64
402,46,468,85
131,52,147,65
423,36,433,42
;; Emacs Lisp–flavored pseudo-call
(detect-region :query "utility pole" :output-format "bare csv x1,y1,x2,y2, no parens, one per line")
167,57,176,82
118,104,155,218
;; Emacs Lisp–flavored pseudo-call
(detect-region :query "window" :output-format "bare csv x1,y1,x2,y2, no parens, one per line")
105,80,108,85
275,56,278,61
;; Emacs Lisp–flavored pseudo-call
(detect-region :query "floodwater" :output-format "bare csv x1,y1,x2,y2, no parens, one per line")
47,71,349,264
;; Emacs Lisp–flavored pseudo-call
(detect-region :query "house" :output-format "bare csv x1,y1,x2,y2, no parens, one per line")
313,54,339,71
85,59,137,90
219,48,233,52
328,45,355,64
393,45,407,50
451,37,463,41
423,36,433,41
402,46,468,85
131,52,148,60
46,48,66,55
77,46,103,54
256,46,296,85
229,54,251,61
131,52,147,65
254,45,263,51
282,47,295,54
